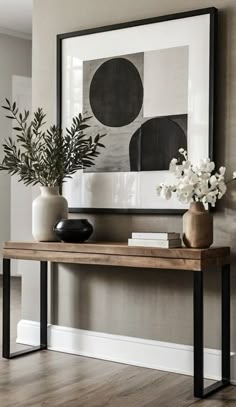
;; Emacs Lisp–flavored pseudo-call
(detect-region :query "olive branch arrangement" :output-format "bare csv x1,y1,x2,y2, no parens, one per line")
0,99,106,186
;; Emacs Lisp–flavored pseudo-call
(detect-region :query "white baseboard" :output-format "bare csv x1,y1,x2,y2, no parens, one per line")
17,319,235,382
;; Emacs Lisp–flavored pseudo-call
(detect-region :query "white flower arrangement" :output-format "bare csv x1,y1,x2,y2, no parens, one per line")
157,148,234,207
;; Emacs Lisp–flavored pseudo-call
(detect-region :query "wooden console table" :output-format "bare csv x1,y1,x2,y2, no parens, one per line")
2,241,231,398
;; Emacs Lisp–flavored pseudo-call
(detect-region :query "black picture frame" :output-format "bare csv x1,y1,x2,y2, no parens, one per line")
57,7,217,215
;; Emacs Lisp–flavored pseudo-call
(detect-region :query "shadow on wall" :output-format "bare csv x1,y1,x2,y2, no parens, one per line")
51,263,224,350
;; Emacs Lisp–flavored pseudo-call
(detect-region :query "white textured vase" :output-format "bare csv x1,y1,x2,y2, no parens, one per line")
32,186,68,242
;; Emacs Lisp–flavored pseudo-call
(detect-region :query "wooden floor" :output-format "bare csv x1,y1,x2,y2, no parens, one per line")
0,277,235,407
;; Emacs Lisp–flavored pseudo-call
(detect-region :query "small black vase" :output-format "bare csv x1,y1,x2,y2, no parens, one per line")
53,219,93,243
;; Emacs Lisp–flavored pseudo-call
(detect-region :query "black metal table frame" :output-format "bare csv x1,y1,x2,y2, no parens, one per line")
2,258,230,399
2,259,47,358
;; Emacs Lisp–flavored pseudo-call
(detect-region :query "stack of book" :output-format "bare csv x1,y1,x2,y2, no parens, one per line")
128,232,182,248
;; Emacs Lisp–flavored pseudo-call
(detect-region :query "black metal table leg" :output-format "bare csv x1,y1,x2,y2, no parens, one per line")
193,265,231,398
2,259,48,359
3,258,10,359
222,264,230,384
40,261,48,348
194,270,204,396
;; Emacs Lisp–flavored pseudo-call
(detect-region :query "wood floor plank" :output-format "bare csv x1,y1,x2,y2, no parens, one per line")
189,385,236,407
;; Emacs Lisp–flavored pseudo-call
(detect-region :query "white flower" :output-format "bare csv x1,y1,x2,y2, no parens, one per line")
218,182,227,195
208,161,215,172
199,158,215,173
169,158,178,173
233,171,236,179
177,192,192,204
160,185,172,200
219,166,226,175
156,151,229,207
165,189,172,200
156,185,162,196
210,175,217,186
199,180,209,195
157,184,173,200
179,148,188,159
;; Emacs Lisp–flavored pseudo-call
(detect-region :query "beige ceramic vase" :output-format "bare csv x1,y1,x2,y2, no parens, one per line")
32,186,68,242
183,202,213,248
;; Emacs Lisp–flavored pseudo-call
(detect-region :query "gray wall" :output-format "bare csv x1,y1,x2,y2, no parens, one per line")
0,34,31,273
31,0,236,355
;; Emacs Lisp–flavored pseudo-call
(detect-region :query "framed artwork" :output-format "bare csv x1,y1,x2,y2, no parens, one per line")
57,7,216,214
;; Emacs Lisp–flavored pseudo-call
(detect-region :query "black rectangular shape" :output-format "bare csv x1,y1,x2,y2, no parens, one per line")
2,258,48,359
2,258,10,359
193,266,231,398
193,270,204,397
7,346,46,359
40,261,48,347
222,264,230,382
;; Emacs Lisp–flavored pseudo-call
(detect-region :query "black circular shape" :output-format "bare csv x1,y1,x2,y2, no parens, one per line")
129,117,187,171
89,58,143,127
54,219,93,243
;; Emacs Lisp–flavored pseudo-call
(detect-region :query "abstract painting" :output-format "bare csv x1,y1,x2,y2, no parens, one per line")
58,8,215,213
83,48,188,173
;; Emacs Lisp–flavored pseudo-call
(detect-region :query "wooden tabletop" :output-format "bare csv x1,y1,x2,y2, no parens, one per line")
2,241,230,272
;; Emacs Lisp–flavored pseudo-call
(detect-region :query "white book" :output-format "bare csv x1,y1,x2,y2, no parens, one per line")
131,232,180,240
128,238,182,248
